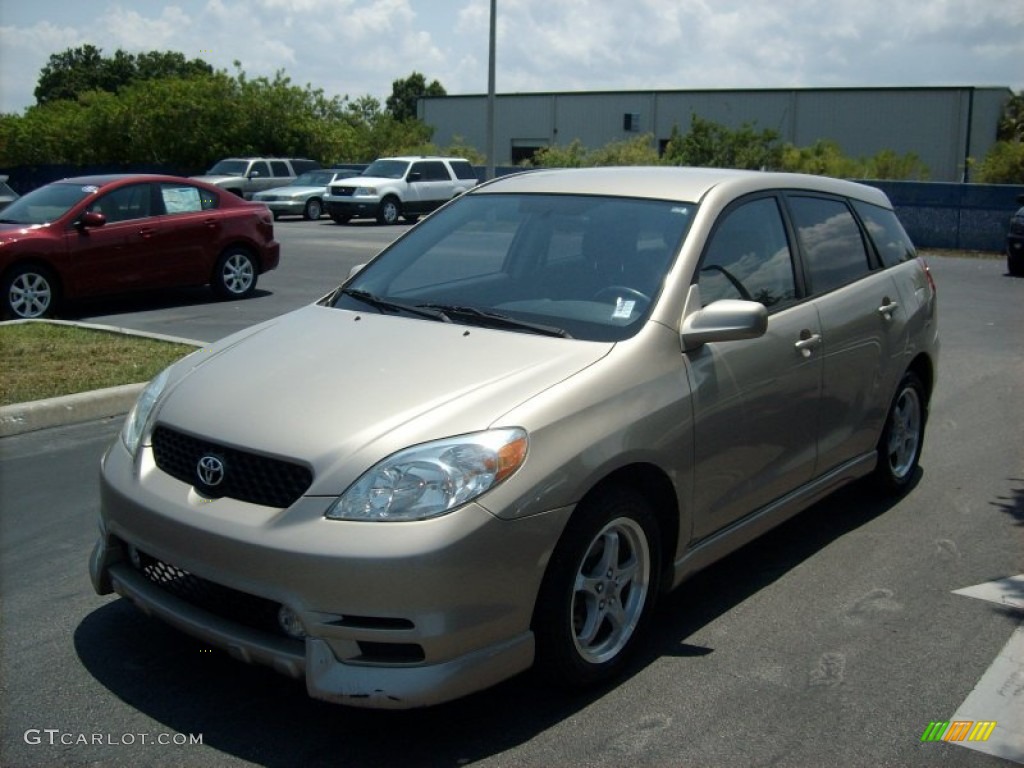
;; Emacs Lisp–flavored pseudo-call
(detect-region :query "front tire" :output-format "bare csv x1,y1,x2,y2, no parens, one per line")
873,371,926,494
3,264,59,319
304,198,323,221
211,248,257,300
377,196,401,225
533,486,660,688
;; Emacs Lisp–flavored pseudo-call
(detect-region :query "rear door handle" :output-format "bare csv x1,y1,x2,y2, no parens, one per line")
795,331,822,358
878,298,899,320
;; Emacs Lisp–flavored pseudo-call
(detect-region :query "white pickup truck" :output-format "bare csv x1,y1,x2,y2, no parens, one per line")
324,156,479,224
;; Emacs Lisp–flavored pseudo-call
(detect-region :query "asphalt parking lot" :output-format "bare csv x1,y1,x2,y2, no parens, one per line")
0,221,1021,766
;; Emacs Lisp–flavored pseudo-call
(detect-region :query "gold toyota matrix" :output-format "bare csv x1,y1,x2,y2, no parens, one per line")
91,167,938,708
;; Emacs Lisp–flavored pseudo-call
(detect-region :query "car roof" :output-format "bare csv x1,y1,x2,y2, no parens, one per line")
377,156,468,162
474,166,891,207
55,173,198,186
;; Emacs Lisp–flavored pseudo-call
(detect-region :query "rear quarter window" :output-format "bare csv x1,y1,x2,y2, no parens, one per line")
449,161,479,181
852,200,916,267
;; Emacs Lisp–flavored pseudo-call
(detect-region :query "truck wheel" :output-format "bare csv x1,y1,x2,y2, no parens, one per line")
377,197,401,225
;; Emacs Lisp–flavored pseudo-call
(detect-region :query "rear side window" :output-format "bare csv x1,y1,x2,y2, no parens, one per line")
160,183,217,213
852,200,916,267
270,161,291,177
699,197,797,311
788,196,871,295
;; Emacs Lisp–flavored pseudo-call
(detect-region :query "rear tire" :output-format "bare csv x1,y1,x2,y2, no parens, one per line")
3,264,59,319
211,248,257,300
873,371,926,494
1008,250,1024,277
532,486,660,688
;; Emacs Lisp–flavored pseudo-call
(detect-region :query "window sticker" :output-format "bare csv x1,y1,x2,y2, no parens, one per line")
612,297,635,319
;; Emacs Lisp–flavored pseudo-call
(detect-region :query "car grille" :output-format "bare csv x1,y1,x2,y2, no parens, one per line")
329,186,355,197
131,547,299,642
151,426,313,509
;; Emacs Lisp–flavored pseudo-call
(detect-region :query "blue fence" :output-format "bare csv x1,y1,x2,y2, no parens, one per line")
863,180,1022,252
3,164,1020,252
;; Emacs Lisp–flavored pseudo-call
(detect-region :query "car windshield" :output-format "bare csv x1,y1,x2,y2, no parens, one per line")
0,182,95,225
330,193,695,342
293,171,335,186
361,160,410,179
207,160,248,175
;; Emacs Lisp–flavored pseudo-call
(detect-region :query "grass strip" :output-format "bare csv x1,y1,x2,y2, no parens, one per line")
1,323,195,406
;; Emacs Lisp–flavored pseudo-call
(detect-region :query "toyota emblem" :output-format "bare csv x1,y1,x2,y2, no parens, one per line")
196,454,226,487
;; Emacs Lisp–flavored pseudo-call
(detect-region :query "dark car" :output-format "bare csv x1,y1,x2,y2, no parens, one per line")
1007,193,1024,277
0,175,18,212
0,174,280,319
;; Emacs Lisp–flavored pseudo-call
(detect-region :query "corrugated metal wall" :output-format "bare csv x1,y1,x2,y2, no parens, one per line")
421,87,1011,183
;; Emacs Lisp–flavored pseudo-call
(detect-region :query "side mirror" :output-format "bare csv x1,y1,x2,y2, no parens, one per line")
681,299,767,348
77,211,106,229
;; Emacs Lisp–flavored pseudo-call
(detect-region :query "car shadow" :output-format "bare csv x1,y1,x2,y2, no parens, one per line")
59,287,273,320
73,475,913,767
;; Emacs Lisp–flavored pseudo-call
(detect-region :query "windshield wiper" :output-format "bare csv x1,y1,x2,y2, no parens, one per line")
419,304,572,339
339,288,451,322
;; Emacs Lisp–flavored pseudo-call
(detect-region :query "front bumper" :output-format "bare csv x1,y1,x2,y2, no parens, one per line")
91,438,570,708
259,200,306,216
324,198,380,219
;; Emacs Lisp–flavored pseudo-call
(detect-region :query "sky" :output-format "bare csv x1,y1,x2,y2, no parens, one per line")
0,0,1022,116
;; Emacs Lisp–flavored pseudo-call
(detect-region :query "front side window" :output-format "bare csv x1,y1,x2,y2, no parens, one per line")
89,184,152,223
788,196,871,295
249,162,271,178
698,197,797,310
332,193,694,341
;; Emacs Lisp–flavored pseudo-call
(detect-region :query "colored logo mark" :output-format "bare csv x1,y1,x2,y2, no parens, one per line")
920,721,997,742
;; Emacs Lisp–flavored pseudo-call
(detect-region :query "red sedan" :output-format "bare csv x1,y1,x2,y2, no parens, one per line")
0,174,281,319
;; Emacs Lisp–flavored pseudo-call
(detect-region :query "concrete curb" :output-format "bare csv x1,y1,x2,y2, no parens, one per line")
1,319,203,438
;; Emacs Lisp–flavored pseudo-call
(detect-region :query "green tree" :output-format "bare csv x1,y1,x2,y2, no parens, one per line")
34,45,212,105
974,140,1024,184
386,72,446,122
997,90,1024,142
662,114,782,170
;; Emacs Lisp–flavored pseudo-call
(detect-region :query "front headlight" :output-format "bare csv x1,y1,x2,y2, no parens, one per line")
326,428,528,522
120,366,171,456
353,186,377,197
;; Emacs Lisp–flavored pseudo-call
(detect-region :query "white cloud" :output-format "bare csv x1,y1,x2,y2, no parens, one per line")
0,0,1020,116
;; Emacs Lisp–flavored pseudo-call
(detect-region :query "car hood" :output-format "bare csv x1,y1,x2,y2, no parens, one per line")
253,185,324,197
190,174,241,184
154,303,611,494
335,175,395,188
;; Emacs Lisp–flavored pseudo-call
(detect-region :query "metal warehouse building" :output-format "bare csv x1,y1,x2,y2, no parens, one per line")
419,86,1012,182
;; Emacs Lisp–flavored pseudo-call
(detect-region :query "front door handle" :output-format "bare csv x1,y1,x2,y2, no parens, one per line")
795,330,822,358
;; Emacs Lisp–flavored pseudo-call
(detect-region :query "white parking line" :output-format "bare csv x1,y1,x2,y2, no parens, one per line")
949,575,1024,763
